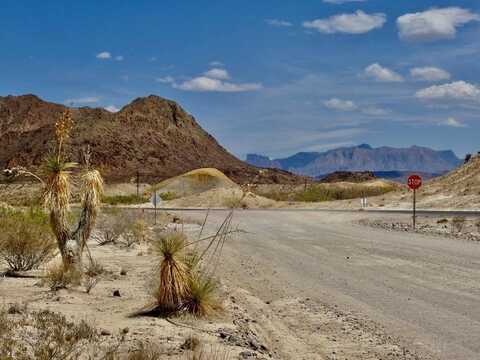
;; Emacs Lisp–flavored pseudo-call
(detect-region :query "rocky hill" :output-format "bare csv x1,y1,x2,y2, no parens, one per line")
0,94,303,184
247,144,461,178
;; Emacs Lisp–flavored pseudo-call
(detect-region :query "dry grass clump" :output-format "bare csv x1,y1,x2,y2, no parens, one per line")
0,207,56,273
185,345,231,360
125,341,165,360
222,194,248,209
181,272,220,318
45,261,82,291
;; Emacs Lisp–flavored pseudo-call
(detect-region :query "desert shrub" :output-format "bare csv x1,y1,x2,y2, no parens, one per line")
475,219,480,233
222,194,247,209
451,216,466,233
437,218,449,224
45,261,82,291
0,309,97,360
102,194,148,206
159,191,178,201
0,207,56,272
130,219,149,243
82,259,104,294
97,210,133,246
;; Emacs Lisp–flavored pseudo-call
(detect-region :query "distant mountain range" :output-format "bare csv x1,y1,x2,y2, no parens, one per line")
246,144,462,178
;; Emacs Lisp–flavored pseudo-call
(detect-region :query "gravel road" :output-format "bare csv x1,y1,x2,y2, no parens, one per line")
175,210,480,360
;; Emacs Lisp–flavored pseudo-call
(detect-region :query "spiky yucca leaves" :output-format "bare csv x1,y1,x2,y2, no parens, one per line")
181,272,220,318
42,157,76,262
152,232,190,313
73,169,104,253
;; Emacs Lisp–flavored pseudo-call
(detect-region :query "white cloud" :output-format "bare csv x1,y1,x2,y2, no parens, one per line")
64,97,100,105
204,68,230,80
397,7,480,42
96,51,111,59
440,117,467,128
415,81,480,102
361,106,390,116
365,63,404,82
156,76,175,84
410,67,451,81
115,55,124,61
324,98,357,111
174,77,262,92
105,105,120,113
266,19,293,27
209,61,224,67
323,0,367,3
303,10,386,34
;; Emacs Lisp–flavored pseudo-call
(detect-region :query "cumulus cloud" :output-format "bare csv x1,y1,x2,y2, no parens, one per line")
364,63,403,82
415,81,480,102
410,67,451,81
64,97,100,105
204,68,230,80
439,117,467,128
115,55,124,61
324,98,357,111
104,105,120,113
303,10,386,34
156,76,175,84
397,7,480,42
323,0,367,3
174,67,262,93
96,51,111,59
266,19,293,27
175,77,262,92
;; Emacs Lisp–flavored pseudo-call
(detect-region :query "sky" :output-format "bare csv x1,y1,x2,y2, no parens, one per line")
1,0,479,160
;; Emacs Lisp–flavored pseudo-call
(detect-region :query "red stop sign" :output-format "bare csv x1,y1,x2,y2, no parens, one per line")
407,175,422,190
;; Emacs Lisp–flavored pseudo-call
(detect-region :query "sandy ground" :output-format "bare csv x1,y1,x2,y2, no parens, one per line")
4,209,479,359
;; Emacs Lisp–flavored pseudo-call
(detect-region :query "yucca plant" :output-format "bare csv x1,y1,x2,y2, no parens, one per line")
4,109,104,278
151,231,190,313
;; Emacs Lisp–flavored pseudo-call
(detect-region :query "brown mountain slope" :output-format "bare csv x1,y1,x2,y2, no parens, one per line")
0,94,302,184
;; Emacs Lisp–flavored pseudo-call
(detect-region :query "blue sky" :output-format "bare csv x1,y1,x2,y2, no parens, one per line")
1,0,479,159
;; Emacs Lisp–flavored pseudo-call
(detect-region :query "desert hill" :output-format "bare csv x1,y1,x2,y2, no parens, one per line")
247,144,461,178
0,94,302,184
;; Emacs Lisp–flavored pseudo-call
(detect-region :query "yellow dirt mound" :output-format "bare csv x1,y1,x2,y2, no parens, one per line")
153,168,238,197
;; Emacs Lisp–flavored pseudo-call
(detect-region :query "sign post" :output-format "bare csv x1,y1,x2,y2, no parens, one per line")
150,192,162,225
407,175,422,230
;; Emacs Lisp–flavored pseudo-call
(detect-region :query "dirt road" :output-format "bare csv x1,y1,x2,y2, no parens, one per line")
177,210,480,360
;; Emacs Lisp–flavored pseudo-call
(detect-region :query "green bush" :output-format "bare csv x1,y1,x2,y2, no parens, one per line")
293,184,395,203
102,194,148,206
0,208,56,272
159,191,178,201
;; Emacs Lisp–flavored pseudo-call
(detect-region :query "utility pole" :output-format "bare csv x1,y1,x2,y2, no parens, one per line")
136,171,140,198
